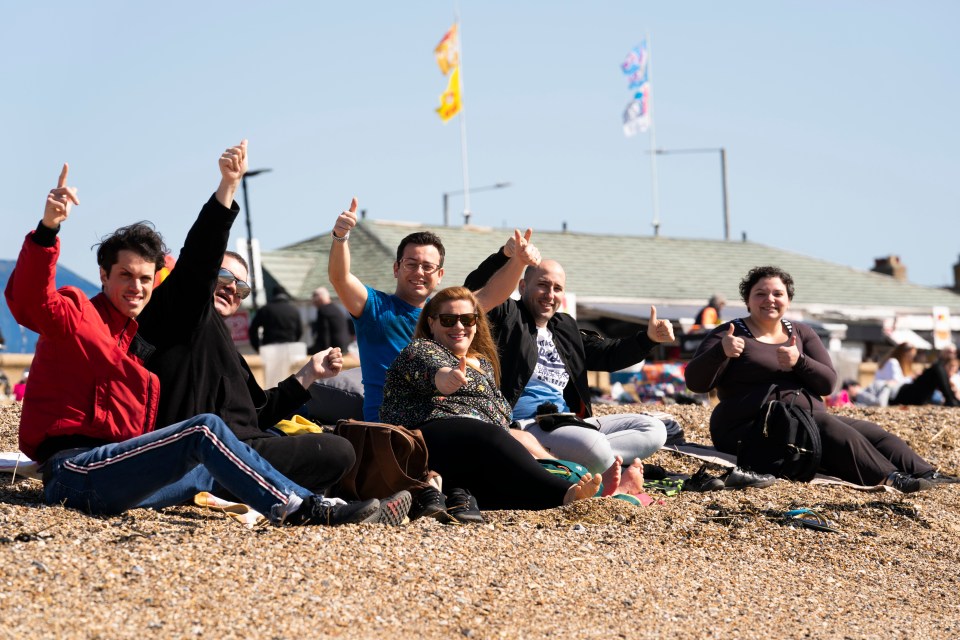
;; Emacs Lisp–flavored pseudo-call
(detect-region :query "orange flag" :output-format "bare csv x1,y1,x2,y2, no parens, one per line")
434,24,459,75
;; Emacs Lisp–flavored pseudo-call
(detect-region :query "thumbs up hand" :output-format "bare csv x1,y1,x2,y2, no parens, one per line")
436,357,470,395
721,323,745,358
777,333,800,370
646,306,675,343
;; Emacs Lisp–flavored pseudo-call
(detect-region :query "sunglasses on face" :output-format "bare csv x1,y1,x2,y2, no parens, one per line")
434,313,479,328
217,268,252,299
398,259,442,275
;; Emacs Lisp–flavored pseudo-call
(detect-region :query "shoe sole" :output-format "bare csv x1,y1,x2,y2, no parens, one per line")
377,491,412,526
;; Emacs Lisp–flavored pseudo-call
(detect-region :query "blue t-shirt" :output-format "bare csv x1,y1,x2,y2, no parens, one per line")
354,286,423,420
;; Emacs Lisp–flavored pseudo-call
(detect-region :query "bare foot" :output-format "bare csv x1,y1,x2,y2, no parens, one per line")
601,455,623,496
617,458,645,495
563,473,602,504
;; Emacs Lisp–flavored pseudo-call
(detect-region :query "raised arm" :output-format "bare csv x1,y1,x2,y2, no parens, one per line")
327,197,369,317
474,228,541,312
5,164,83,337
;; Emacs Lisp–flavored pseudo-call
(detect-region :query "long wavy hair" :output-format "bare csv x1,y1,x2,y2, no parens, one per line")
881,342,916,375
414,286,501,385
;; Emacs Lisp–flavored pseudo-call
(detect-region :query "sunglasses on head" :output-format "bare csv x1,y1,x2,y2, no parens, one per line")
435,313,479,328
217,268,252,299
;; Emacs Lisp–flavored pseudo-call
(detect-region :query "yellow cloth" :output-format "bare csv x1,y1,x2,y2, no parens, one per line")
273,414,325,435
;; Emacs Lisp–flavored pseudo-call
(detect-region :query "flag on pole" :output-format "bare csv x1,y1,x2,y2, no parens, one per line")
436,65,462,122
434,24,459,75
621,41,651,136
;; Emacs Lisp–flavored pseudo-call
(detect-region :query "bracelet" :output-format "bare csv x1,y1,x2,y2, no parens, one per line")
332,230,350,243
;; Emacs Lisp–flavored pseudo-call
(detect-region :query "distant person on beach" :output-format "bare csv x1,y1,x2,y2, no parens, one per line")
890,345,960,407
248,284,302,352
693,294,726,328
685,265,955,492
310,286,353,353
5,159,398,527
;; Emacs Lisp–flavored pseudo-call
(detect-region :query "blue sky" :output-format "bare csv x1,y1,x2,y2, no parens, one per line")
2,2,958,289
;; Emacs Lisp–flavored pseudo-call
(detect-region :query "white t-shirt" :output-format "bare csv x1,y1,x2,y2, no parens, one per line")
512,327,572,420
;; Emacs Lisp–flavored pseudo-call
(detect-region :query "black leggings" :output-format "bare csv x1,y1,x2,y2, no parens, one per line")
713,412,933,486
418,417,572,510
892,362,960,407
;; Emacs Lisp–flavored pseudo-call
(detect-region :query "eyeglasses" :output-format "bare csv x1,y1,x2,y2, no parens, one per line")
398,259,442,275
435,313,479,328
217,268,252,299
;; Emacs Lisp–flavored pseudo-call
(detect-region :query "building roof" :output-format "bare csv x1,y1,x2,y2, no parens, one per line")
261,220,960,322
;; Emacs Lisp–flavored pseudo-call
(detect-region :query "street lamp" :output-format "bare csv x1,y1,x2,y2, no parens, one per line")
649,147,730,240
442,182,512,226
240,168,272,310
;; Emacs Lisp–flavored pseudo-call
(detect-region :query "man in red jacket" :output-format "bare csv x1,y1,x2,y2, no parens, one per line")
5,159,397,526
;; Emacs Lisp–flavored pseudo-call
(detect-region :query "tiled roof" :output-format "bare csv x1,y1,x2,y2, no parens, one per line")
262,221,960,317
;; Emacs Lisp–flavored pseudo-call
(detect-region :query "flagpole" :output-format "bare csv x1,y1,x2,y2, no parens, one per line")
456,17,472,225
646,33,660,237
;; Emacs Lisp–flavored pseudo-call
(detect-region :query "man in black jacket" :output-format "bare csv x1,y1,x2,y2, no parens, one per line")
465,249,677,477
135,141,394,512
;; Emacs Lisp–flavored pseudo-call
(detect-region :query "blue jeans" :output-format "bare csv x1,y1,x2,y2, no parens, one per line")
42,414,312,524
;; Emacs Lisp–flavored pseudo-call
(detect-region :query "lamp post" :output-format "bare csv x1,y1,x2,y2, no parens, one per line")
240,168,272,310
649,147,730,240
442,182,512,226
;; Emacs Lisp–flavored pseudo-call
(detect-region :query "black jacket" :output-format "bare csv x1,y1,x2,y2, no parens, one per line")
249,291,302,352
136,195,308,441
464,249,657,417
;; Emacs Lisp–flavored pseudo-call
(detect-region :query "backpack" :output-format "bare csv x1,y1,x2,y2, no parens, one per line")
737,385,823,482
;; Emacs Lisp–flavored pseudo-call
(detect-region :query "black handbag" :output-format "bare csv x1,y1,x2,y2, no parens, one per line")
737,385,823,482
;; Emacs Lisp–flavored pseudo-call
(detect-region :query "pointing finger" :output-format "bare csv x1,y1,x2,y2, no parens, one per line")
349,197,358,214
523,228,533,242
513,228,523,246
57,163,68,189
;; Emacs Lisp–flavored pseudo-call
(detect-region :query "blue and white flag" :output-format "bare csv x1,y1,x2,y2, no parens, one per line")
621,41,651,136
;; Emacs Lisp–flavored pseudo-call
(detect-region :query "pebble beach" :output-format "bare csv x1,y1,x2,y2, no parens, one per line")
1,401,958,639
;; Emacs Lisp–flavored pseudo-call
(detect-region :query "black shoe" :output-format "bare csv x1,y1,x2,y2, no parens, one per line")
377,491,412,526
684,465,724,492
914,470,960,484
290,496,381,526
445,488,483,524
409,486,449,522
723,466,776,490
887,472,933,493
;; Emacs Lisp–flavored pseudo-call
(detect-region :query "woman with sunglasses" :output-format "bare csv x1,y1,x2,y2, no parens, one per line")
381,286,601,512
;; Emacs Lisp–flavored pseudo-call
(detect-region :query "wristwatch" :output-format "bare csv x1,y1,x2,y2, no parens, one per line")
332,230,350,242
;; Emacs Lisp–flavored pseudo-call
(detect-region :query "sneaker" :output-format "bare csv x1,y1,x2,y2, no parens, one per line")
723,466,776,490
409,486,450,522
914,470,960,484
377,491,412,526
445,488,483,524
290,496,381,526
684,464,724,492
887,472,933,493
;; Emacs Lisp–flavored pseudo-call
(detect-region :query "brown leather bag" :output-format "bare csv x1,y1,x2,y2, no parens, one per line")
333,419,433,500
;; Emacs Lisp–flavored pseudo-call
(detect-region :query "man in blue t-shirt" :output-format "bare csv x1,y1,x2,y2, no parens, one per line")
328,197,540,421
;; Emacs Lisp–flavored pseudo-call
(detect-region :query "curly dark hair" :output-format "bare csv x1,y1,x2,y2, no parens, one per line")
94,222,168,274
396,231,445,266
738,265,795,304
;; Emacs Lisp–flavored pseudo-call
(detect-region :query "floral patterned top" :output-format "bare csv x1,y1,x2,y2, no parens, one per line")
380,339,513,429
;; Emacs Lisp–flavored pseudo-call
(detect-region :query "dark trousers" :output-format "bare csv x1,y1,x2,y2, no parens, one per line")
713,412,933,486
418,417,572,510
892,362,960,407
246,432,356,494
